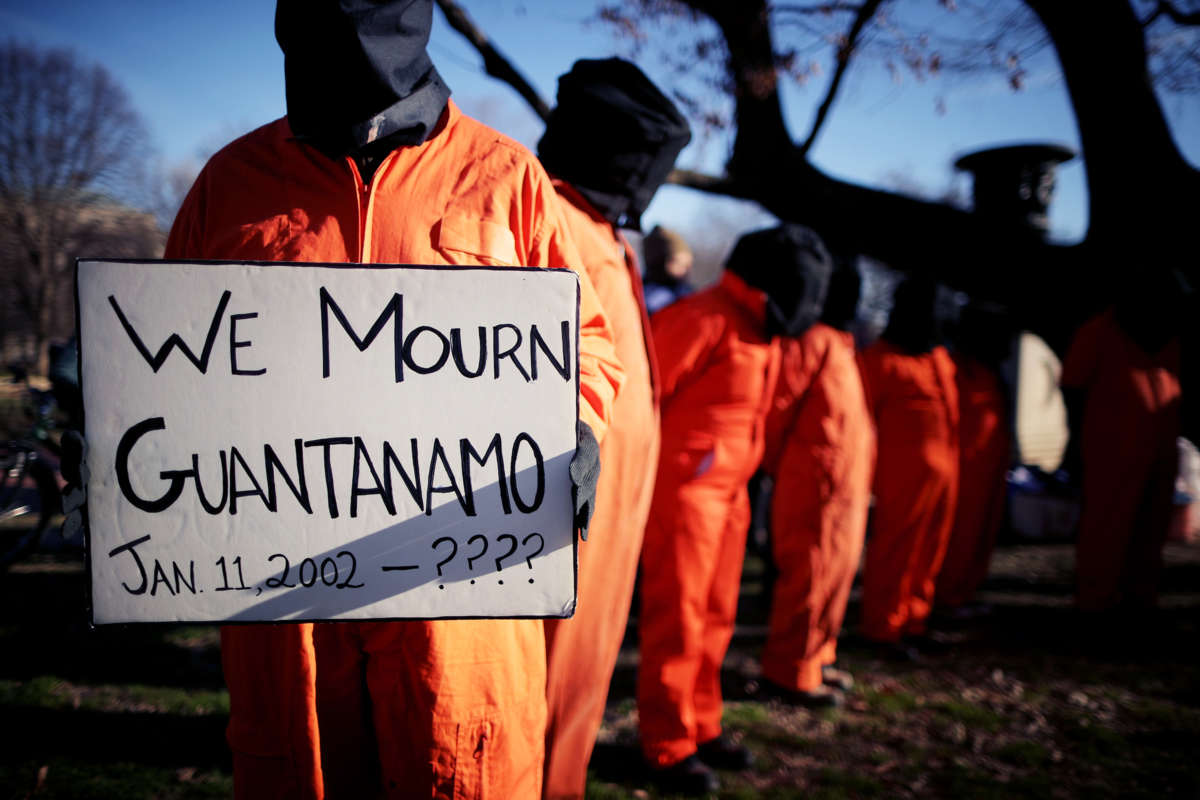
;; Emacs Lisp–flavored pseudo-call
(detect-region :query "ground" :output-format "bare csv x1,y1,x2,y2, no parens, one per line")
0,525,1197,799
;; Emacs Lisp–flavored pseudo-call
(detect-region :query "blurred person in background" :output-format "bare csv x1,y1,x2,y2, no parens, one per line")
642,225,694,314
758,256,873,708
637,224,828,795
1061,266,1186,617
934,300,1013,620
536,56,690,800
857,276,959,659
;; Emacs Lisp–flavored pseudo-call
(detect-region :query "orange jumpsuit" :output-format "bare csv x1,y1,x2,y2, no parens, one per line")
542,181,660,799
936,354,1010,609
164,101,624,800
759,324,874,691
638,271,781,767
858,341,959,642
1060,310,1181,612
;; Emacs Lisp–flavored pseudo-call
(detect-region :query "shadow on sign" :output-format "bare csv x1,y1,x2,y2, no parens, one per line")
225,452,575,621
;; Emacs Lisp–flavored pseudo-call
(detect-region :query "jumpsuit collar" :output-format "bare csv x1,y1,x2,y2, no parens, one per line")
551,178,609,228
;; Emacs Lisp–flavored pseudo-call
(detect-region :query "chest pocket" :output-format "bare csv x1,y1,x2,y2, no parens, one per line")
434,216,519,267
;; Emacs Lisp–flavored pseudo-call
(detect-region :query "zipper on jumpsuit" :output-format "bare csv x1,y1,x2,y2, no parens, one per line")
344,153,496,793
348,156,386,263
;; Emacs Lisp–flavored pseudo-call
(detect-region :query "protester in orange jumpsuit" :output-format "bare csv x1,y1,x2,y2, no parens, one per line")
638,225,832,795
759,260,874,707
163,3,624,797
535,59,690,800
1061,272,1185,614
936,302,1012,614
857,276,959,655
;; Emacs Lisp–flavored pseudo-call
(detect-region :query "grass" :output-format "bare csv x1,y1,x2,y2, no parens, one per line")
811,766,887,799
993,739,1051,768
861,684,922,715
0,760,233,800
931,698,1004,731
2,540,1199,798
0,676,229,716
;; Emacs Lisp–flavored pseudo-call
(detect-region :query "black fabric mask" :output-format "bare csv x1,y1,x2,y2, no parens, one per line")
883,277,956,354
953,300,1012,366
276,0,450,158
538,58,691,229
725,224,833,338
820,259,862,332
1113,267,1191,356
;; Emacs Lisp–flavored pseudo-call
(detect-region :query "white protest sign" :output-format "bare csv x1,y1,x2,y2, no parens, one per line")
77,260,580,624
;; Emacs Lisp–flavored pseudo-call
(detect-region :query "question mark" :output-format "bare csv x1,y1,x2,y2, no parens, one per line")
494,534,518,584
432,537,457,589
465,534,489,584
521,532,545,583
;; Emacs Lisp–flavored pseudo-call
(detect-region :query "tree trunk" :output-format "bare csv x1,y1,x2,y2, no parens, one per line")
1025,0,1200,259
684,0,1197,350
695,0,1077,343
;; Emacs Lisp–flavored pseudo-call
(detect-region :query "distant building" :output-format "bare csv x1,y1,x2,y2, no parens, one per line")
0,195,164,370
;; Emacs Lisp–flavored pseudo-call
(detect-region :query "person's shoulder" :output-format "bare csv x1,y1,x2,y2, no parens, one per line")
1067,309,1115,352
656,283,733,337
197,118,291,176
553,181,598,226
803,322,842,351
443,103,542,171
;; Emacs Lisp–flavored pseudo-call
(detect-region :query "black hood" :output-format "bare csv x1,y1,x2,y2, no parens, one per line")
538,58,690,229
276,0,450,157
726,224,833,338
953,299,1012,367
820,258,862,332
882,276,956,354
1113,266,1192,356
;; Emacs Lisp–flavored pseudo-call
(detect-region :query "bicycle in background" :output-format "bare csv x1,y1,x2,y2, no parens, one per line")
0,363,69,570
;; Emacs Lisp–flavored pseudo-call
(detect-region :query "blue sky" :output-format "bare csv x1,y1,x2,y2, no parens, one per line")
3,0,1197,249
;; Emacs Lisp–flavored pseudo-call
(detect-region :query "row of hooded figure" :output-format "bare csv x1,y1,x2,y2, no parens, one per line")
161,2,1183,798
640,241,1190,787
637,241,1033,793
637,235,1189,798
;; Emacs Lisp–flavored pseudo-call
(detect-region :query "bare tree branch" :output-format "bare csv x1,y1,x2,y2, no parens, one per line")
799,0,886,154
665,168,752,198
437,1,740,198
1156,0,1200,25
774,3,865,15
0,42,158,373
434,0,553,121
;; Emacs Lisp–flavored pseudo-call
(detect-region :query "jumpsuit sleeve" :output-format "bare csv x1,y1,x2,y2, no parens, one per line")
762,335,825,474
650,301,723,407
525,168,625,443
163,169,207,260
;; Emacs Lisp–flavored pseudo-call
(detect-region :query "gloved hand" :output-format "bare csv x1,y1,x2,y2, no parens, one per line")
60,429,88,544
569,420,601,540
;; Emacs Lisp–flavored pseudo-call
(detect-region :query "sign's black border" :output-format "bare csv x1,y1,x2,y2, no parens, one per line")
75,258,582,627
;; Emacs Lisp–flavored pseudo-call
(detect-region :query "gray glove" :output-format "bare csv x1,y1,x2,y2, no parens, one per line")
569,420,601,540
